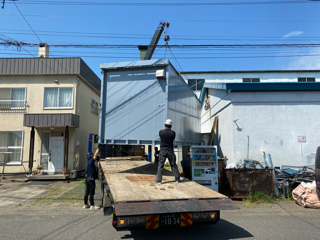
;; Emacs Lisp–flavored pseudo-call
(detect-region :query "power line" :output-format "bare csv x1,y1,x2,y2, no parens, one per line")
2,28,320,39
33,43,320,49
6,4,82,86
2,13,320,23
2,31,320,42
4,49,318,55
12,2,87,87
1,42,320,49
2,52,319,59
9,1,320,6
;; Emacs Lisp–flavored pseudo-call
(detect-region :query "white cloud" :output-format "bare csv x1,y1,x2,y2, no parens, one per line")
282,31,303,38
285,48,320,70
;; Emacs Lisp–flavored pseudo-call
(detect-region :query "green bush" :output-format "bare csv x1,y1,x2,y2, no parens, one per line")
286,190,294,200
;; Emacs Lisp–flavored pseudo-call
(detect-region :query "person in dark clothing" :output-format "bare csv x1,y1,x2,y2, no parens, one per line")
83,148,100,210
154,147,160,166
154,119,181,184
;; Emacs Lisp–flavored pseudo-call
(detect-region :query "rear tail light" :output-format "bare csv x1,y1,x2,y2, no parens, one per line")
193,212,218,222
116,216,146,227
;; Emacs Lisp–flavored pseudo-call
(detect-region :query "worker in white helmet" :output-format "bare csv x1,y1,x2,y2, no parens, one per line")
154,119,181,184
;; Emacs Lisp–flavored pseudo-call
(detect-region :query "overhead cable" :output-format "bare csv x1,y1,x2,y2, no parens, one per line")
2,13,320,23
1,42,320,49
2,52,319,59
9,1,320,6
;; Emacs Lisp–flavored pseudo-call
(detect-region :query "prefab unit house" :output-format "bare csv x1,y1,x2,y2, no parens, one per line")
99,59,201,146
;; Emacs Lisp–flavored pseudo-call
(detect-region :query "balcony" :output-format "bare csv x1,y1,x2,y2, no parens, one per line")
0,100,26,110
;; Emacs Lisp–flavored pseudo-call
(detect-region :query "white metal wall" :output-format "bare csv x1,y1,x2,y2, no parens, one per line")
99,61,201,146
203,89,320,167
167,65,201,145
102,68,166,144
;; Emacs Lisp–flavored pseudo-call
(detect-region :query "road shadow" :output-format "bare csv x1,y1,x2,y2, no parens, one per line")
121,219,253,240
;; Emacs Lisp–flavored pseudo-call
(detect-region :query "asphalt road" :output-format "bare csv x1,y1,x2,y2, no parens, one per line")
1,180,319,240
0,180,53,207
0,201,319,240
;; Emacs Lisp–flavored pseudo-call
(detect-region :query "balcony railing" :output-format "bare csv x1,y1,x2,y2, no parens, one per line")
0,100,26,110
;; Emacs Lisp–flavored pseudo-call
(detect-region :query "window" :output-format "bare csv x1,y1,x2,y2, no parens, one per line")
188,79,205,91
243,78,260,83
44,87,73,109
0,88,26,109
91,99,99,115
298,78,315,82
0,131,24,164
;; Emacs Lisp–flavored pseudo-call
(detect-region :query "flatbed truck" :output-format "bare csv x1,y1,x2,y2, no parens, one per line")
99,156,235,231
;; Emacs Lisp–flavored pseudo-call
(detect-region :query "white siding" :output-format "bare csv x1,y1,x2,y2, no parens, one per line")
208,91,320,167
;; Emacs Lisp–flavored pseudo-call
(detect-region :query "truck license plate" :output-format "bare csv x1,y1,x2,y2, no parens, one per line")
160,214,180,227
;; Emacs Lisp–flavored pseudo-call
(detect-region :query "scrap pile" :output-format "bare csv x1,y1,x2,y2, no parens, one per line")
275,166,315,198
225,154,315,199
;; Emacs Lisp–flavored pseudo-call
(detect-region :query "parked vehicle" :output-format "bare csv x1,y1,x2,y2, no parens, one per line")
97,59,235,231
99,156,235,231
315,147,320,201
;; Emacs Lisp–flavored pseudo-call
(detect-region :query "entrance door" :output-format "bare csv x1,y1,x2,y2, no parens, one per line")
49,136,64,173
40,132,50,172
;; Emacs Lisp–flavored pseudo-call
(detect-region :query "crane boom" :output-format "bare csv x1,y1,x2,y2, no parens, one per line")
143,21,169,60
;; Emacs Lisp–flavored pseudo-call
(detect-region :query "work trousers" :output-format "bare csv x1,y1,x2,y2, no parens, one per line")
156,150,180,182
84,180,96,206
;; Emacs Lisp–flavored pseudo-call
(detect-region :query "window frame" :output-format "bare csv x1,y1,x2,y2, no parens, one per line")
298,77,315,82
242,78,260,83
0,87,26,110
43,87,74,109
90,98,99,115
188,79,205,91
11,88,27,109
0,131,24,165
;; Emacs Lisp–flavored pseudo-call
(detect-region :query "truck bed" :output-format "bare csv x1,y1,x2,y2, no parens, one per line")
100,157,235,216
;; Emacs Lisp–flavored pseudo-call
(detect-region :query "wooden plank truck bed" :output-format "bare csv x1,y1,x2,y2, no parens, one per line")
99,157,235,230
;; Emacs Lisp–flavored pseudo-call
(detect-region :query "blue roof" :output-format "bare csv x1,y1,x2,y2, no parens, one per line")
200,82,320,106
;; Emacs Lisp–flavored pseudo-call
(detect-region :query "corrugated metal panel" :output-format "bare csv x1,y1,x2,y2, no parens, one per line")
0,58,100,93
167,64,201,145
23,114,80,127
79,58,101,92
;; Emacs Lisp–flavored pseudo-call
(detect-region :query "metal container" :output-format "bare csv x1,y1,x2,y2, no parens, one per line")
223,168,274,199
99,59,201,146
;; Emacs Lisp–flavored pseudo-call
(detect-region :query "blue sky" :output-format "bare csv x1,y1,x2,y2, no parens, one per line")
1,0,320,77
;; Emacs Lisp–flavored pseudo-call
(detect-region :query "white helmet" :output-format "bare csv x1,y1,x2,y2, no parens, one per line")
165,119,173,126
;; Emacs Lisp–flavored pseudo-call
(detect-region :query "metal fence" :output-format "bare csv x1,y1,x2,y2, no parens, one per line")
0,100,26,109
